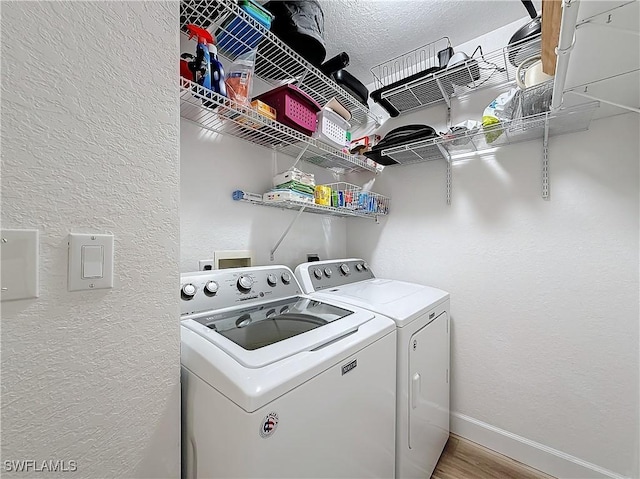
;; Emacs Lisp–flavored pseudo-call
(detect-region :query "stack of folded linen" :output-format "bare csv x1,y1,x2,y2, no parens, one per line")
264,168,316,204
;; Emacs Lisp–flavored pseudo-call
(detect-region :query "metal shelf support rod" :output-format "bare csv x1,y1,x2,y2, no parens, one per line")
575,1,637,34
542,112,550,200
270,207,307,261
435,144,452,205
290,143,310,170
435,78,451,108
551,0,581,111
576,19,640,37
566,89,640,114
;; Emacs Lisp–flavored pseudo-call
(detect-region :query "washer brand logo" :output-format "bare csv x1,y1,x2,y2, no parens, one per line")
341,359,357,375
259,412,279,438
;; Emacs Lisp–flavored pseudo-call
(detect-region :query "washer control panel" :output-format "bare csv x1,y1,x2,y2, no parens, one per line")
295,258,375,292
180,266,302,316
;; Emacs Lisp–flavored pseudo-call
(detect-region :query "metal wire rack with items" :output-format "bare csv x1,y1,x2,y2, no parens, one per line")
180,0,379,128
233,181,390,260
232,183,390,220
180,78,379,173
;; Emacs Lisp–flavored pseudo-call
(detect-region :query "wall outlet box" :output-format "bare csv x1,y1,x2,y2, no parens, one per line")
199,259,215,271
1,229,39,301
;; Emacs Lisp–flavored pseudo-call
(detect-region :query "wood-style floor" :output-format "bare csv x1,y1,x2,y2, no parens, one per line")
431,435,556,479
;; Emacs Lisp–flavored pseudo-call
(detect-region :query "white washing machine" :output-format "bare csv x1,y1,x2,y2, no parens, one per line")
295,259,450,479
180,265,397,478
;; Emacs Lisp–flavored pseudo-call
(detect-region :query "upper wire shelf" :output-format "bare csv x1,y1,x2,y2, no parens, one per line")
370,34,542,115
180,78,378,173
180,0,378,128
380,101,599,165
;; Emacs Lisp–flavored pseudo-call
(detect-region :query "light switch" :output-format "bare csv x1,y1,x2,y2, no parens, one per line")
68,233,113,291
1,229,39,301
82,245,104,279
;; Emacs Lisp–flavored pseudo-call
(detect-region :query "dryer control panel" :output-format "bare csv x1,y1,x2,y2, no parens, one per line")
295,258,375,293
180,266,302,316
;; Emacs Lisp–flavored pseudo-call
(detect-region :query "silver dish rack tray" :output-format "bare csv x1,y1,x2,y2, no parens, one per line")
180,78,378,173
180,0,378,128
370,35,542,115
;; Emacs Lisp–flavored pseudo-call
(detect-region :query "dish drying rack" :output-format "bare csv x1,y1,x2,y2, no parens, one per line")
370,35,542,115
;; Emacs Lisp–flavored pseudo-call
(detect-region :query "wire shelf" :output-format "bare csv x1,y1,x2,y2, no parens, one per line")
381,102,599,165
370,35,542,115
237,197,388,220
180,78,378,173
180,0,378,128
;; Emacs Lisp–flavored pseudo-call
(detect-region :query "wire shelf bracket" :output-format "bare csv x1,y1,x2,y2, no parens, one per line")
270,206,306,261
542,112,550,200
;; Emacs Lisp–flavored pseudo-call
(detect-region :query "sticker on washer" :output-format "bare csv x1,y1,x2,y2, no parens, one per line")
259,412,279,438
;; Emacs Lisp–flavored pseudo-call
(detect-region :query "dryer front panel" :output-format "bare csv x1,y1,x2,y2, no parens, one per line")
407,311,450,477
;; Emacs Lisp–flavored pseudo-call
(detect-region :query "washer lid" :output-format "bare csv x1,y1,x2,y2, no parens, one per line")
182,296,376,368
311,279,449,327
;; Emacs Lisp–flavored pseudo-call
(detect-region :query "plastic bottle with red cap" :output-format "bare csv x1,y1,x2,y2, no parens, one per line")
186,24,226,103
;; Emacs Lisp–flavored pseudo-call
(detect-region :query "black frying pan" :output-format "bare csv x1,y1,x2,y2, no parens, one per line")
508,0,542,66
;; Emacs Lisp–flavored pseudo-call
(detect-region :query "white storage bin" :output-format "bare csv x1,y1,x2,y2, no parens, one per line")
313,108,350,149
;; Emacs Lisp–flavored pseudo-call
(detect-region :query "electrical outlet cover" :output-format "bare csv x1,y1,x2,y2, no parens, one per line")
199,259,215,271
1,229,39,301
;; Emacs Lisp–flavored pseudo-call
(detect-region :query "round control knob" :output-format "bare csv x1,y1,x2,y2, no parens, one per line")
355,263,363,272
204,281,218,294
363,262,369,271
324,267,332,278
181,283,196,298
313,268,323,279
281,272,292,284
237,275,253,292
340,264,350,275
267,274,277,286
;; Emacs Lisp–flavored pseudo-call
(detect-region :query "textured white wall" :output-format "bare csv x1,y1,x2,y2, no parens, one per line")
180,120,348,272
346,112,639,478
1,2,180,478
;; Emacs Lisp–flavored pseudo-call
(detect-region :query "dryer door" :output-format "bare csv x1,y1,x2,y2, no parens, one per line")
408,311,450,474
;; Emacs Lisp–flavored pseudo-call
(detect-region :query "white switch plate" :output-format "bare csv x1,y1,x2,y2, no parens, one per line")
1,229,39,301
68,233,114,292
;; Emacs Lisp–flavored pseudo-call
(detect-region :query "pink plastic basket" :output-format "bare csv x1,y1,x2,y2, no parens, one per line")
255,85,321,136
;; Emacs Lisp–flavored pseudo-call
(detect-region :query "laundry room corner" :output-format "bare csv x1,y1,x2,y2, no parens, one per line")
346,112,640,478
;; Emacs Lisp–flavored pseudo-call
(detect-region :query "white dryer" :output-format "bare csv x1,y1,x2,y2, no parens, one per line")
180,265,397,478
295,259,450,479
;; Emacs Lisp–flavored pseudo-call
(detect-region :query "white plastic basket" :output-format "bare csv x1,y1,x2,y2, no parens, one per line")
313,108,350,149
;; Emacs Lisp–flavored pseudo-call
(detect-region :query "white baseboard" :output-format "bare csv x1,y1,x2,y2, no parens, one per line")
450,412,628,479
